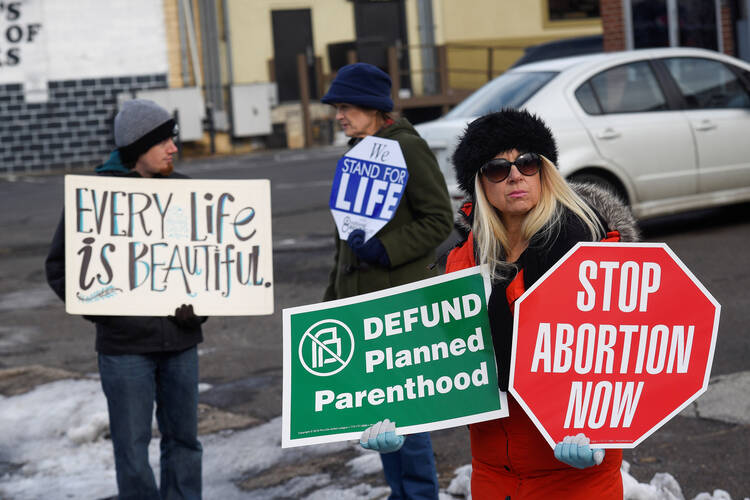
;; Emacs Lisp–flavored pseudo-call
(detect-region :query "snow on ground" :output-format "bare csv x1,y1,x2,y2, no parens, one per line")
0,378,743,500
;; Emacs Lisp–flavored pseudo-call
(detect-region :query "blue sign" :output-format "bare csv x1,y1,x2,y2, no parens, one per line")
329,137,408,241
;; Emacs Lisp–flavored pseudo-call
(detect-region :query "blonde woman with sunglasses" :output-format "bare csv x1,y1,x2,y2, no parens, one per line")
361,109,640,499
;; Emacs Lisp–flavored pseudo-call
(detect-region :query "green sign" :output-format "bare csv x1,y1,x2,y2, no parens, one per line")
282,266,508,447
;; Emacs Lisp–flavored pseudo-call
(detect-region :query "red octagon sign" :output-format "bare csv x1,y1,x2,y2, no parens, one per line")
510,242,720,449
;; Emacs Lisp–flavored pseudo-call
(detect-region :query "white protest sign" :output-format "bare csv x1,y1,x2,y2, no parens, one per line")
64,175,273,316
329,136,408,241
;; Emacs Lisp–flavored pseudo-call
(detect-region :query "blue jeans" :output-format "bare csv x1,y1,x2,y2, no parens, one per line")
380,432,439,500
98,347,202,500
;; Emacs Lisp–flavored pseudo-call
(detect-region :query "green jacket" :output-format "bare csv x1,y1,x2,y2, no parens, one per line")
323,118,453,300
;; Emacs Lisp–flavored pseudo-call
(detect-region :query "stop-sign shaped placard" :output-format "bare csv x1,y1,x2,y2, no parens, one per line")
510,242,720,449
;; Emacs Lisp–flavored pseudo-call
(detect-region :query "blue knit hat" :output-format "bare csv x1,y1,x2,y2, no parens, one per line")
321,63,393,112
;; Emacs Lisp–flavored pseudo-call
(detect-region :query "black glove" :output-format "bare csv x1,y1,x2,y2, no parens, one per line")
347,229,390,267
169,304,204,330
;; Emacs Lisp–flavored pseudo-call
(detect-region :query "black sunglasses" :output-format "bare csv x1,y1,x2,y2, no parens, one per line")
480,152,542,183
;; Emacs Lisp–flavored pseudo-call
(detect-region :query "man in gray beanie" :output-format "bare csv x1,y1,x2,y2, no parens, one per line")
45,99,205,499
114,98,179,174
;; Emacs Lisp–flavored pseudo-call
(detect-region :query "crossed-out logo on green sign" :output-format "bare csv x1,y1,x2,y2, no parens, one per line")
298,319,355,376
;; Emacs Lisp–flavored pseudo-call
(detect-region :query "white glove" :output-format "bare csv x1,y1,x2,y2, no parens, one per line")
554,433,605,469
359,418,404,453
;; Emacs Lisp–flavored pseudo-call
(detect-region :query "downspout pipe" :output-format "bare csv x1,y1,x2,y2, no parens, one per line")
417,0,437,94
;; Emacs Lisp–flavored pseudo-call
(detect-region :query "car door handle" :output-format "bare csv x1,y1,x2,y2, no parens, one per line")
596,128,620,140
693,120,717,131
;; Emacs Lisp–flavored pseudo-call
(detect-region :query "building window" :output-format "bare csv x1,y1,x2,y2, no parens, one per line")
628,0,719,51
546,0,600,22
631,0,669,48
676,1,718,50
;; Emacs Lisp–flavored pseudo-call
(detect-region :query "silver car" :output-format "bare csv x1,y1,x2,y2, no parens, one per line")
415,47,750,220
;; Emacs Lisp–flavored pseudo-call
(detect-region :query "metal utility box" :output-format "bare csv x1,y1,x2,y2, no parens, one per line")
230,83,275,137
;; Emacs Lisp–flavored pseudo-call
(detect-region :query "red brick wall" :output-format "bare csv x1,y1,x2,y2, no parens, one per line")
721,4,735,56
601,0,626,52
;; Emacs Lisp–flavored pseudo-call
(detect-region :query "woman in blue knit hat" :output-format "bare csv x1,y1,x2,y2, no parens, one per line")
321,63,453,500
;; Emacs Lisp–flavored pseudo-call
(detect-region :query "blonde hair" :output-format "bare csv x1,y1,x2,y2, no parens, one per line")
472,155,603,282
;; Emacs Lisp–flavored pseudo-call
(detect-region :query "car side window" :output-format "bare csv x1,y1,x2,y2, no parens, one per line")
663,57,750,109
574,82,602,115
583,61,667,114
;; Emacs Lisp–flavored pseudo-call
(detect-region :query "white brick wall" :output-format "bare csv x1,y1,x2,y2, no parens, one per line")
0,1,176,173
0,0,168,85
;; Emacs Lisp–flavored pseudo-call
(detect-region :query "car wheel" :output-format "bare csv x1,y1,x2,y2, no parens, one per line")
569,173,627,205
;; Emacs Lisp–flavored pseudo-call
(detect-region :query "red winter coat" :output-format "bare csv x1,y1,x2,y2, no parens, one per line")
446,200,625,500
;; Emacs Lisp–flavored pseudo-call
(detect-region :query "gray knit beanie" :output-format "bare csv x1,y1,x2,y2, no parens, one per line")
114,99,176,164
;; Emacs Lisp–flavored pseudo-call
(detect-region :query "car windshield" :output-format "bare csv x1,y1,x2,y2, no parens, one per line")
445,71,558,118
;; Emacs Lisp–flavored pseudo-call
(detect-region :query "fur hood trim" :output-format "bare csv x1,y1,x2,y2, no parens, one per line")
572,182,640,242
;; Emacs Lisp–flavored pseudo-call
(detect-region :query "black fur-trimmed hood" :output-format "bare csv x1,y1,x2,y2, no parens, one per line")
572,182,640,242
453,182,640,243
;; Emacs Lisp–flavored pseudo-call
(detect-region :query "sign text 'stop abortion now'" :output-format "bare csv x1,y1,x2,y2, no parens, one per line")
510,243,720,448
